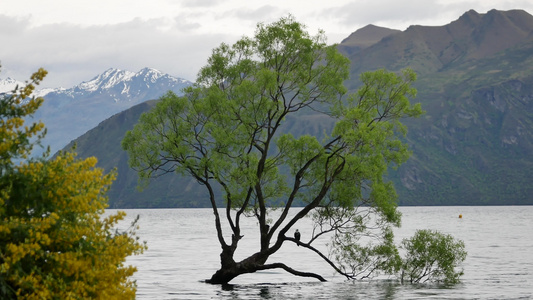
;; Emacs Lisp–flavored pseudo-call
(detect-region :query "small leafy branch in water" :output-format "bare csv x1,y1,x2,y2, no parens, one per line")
400,229,467,284
315,208,467,285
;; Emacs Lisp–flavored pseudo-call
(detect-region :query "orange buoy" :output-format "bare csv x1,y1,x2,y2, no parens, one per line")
459,214,462,219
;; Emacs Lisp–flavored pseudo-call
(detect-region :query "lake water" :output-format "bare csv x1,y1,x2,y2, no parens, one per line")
111,206,533,299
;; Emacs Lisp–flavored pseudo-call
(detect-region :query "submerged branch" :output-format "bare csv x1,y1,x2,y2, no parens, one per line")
257,263,327,282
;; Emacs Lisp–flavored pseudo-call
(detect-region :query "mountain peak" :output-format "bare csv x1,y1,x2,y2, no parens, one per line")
138,67,163,75
77,68,135,92
341,24,399,47
453,9,533,31
461,9,533,58
338,25,400,56
135,67,166,84
0,77,25,94
459,9,482,20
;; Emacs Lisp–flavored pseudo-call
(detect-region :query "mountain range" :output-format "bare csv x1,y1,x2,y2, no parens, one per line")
0,68,193,156
6,9,532,208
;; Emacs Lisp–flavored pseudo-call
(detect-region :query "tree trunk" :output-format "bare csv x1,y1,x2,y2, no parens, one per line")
206,251,268,284
206,265,242,284
205,247,328,284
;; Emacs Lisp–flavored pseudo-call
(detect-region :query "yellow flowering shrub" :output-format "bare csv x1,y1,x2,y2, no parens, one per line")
0,67,47,166
0,67,146,299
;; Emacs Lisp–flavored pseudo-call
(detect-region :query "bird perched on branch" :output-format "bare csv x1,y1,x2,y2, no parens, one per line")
294,229,301,246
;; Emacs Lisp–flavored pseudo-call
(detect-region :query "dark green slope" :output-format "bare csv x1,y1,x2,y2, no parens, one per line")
65,101,333,208
392,75,533,205
66,9,533,207
63,100,210,208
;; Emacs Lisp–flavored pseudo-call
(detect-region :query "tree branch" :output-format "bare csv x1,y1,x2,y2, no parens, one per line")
195,175,228,248
256,263,327,282
285,237,355,280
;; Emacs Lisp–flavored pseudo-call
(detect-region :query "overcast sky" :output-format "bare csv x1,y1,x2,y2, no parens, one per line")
2,0,533,88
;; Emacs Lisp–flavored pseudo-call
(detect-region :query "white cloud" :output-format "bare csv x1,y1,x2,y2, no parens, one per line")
229,5,283,21
0,16,236,88
320,0,533,32
181,0,222,8
1,0,533,88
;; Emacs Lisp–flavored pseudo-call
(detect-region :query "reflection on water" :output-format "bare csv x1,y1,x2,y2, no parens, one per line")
110,206,533,299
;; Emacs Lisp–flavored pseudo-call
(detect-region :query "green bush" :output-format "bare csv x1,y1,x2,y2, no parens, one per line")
400,229,467,284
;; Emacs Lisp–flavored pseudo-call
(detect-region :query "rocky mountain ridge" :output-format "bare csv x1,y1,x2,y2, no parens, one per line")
343,9,533,81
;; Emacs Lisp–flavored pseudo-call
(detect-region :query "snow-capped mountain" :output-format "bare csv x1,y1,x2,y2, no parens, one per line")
42,67,192,103
18,67,193,156
0,77,25,94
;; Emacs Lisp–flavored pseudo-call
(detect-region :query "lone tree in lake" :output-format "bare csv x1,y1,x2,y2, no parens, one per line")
123,16,425,284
